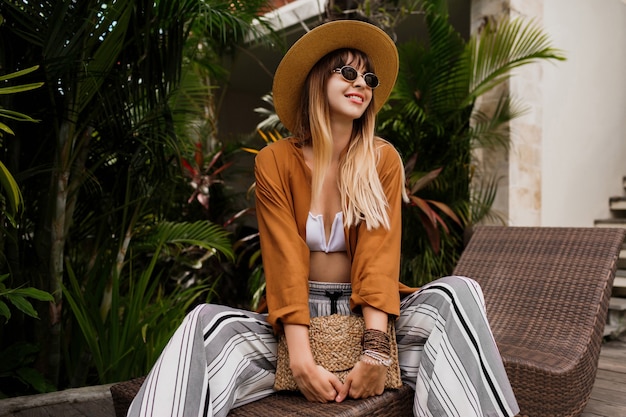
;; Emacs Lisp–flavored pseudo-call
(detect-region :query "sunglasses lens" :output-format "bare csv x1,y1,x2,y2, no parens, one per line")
335,66,379,89
340,66,358,81
364,74,379,88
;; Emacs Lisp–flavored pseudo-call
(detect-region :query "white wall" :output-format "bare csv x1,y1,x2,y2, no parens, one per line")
542,0,626,226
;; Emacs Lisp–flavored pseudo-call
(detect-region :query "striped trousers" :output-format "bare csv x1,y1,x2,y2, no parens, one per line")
127,276,519,417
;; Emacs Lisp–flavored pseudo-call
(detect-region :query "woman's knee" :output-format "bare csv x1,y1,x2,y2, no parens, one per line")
186,303,242,333
428,275,482,295
403,275,485,311
429,275,487,312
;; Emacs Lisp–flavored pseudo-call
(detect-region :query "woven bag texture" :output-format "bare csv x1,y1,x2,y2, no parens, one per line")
274,314,402,391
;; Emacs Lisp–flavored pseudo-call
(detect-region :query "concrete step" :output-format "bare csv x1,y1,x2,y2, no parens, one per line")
610,296,626,311
610,196,626,211
614,275,626,298
605,323,619,337
607,297,626,339
614,276,626,289
595,218,626,228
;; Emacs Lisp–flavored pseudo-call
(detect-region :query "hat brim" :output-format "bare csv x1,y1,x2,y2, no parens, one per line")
272,20,399,134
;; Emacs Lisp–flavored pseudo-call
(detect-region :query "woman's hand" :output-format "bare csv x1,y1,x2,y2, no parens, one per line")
336,359,387,401
283,323,344,402
335,305,390,401
291,361,344,402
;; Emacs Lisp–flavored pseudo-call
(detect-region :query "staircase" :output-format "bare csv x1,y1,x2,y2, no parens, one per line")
594,176,626,339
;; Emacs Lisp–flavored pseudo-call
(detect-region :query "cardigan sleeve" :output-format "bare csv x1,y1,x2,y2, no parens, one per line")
254,144,311,334
349,141,404,317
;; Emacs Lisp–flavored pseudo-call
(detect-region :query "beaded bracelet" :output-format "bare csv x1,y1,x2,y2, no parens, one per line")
361,349,393,367
361,328,392,366
362,328,391,356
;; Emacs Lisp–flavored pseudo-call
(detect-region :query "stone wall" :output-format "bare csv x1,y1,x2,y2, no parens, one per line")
470,0,545,226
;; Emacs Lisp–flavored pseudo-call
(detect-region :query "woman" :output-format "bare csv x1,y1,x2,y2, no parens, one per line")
127,20,519,417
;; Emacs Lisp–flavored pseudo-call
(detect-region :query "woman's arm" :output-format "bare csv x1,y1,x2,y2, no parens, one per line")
336,305,389,401
362,305,389,332
339,142,405,401
256,142,346,401
254,143,311,333
349,141,405,318
283,323,344,402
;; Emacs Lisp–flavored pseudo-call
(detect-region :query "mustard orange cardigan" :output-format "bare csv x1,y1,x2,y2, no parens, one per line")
254,138,416,334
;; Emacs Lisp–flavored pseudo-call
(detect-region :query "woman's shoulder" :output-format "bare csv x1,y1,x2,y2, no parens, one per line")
255,137,305,175
374,137,403,165
257,136,301,158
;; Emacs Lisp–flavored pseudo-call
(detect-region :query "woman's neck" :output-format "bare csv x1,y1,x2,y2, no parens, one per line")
330,121,352,160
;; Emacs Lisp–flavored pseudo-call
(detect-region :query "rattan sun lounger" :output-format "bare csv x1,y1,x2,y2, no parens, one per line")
111,226,625,417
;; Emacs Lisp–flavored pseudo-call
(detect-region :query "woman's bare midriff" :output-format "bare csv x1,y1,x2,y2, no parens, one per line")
309,251,351,282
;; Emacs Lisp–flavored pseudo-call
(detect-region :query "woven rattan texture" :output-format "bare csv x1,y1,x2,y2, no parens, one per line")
453,226,625,417
274,314,402,391
110,377,145,417
109,376,413,417
228,385,414,416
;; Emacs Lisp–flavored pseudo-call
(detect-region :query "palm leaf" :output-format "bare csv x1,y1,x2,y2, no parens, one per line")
77,2,133,115
465,18,565,102
422,0,468,114
132,220,234,261
0,161,23,214
469,174,505,225
469,94,527,151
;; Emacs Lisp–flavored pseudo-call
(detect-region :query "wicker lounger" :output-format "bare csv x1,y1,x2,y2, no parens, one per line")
110,226,624,416
453,226,625,417
109,376,414,416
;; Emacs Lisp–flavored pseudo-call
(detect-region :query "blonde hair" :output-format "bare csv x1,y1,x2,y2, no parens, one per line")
293,49,406,230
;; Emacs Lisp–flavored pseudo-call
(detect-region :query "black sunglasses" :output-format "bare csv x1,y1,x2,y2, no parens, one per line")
332,66,379,89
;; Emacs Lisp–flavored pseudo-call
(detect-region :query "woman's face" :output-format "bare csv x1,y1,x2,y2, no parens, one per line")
325,53,373,125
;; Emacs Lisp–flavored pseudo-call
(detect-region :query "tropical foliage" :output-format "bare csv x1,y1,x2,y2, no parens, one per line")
0,63,54,398
0,0,566,397
0,0,273,395
63,221,232,384
378,0,564,285
0,66,43,228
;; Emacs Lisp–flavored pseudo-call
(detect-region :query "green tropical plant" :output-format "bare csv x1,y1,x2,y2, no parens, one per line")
0,274,53,323
0,342,56,398
378,0,565,285
0,274,54,397
0,65,43,224
0,66,42,135
63,220,233,384
0,0,275,391
0,65,53,397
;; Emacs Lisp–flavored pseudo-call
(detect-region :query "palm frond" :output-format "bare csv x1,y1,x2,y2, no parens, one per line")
193,0,280,51
422,0,468,113
466,18,565,102
77,2,133,115
469,94,527,151
469,173,505,225
132,220,234,261
0,160,22,215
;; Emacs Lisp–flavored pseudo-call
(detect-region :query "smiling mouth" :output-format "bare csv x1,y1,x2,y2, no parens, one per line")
346,94,364,103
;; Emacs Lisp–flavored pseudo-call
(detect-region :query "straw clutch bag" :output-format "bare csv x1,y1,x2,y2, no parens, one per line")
273,314,402,391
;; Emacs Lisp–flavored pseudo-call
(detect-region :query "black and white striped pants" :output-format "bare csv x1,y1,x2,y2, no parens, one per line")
127,276,519,417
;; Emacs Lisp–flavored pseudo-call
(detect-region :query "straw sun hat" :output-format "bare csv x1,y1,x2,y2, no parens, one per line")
272,20,399,133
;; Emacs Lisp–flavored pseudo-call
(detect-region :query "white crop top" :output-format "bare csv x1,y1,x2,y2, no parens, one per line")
306,212,347,253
